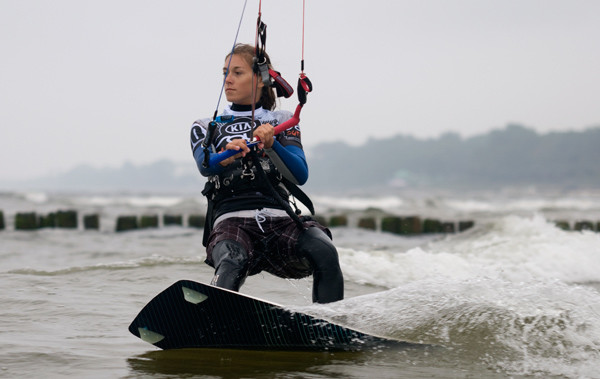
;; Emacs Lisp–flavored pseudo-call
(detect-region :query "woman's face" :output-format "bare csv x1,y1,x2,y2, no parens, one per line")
223,54,263,105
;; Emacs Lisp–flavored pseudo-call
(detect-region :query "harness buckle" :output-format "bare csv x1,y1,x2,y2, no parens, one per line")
209,175,221,190
241,163,255,180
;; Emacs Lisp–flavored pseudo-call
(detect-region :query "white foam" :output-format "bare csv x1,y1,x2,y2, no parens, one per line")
339,214,600,287
313,195,405,211
326,214,600,377
81,195,189,208
298,274,600,378
446,196,600,213
22,191,49,204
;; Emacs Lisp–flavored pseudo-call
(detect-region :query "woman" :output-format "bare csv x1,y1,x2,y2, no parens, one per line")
190,44,344,304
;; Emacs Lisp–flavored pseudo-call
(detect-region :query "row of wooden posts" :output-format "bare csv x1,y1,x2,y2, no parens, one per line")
0,210,200,232
1,209,598,234
0,209,477,234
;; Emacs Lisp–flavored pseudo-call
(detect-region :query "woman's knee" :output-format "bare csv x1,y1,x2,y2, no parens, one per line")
211,240,249,269
210,240,250,291
296,227,340,269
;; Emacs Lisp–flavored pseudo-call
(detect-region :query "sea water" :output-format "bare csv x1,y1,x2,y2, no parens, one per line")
1,189,600,378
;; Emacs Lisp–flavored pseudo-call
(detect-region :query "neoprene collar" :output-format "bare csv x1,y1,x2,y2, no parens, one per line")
230,103,262,112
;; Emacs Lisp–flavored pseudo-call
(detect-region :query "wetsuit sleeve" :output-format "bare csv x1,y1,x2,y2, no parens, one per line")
190,120,226,177
265,140,308,185
193,147,226,176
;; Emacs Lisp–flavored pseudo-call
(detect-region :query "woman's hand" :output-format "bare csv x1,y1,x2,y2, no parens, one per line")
253,123,274,150
219,138,250,166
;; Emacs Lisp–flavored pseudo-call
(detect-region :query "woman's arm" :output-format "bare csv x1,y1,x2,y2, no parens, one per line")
193,148,226,177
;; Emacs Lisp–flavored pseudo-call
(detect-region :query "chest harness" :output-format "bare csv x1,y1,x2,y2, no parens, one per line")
201,145,315,246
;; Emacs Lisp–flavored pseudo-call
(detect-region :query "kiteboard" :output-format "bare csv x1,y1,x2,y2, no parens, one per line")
129,280,405,351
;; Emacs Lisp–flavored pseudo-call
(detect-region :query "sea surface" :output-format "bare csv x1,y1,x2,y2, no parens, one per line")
1,188,600,378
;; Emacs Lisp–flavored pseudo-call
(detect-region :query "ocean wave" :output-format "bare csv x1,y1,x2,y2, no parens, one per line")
0,190,207,210
445,196,600,214
295,276,600,378
339,214,600,287
312,195,405,211
325,214,600,377
6,255,203,276
77,194,204,208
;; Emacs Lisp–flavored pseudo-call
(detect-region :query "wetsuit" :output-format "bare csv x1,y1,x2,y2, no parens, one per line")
190,103,344,303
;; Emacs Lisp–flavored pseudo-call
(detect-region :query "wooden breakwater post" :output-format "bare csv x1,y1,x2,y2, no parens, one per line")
15,212,39,230
15,210,80,230
442,222,456,233
116,216,138,232
423,218,459,234
140,215,159,229
554,220,570,231
56,210,78,229
401,216,422,235
37,210,78,229
381,216,422,235
0,210,5,230
357,217,377,230
423,218,442,233
553,220,596,232
163,214,183,226
324,211,475,235
39,212,56,228
458,221,474,232
188,214,205,228
83,214,100,230
328,215,348,227
381,216,401,234
574,220,595,231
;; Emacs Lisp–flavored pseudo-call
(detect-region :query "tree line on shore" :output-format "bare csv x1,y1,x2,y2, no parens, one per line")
308,124,600,191
4,124,599,192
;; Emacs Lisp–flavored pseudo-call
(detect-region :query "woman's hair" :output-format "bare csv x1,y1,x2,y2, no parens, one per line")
226,43,277,110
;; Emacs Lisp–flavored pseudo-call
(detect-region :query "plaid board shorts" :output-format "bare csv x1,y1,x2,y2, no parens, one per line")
205,213,331,279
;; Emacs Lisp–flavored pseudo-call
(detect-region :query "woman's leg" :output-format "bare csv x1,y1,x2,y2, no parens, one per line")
209,239,249,291
296,227,344,303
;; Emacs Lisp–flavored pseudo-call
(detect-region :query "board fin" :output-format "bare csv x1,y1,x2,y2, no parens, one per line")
182,285,208,304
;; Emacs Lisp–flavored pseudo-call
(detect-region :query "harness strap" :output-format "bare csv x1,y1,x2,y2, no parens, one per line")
249,149,306,231
201,180,216,246
282,177,315,215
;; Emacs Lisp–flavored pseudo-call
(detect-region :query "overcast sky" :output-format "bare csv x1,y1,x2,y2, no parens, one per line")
1,0,599,181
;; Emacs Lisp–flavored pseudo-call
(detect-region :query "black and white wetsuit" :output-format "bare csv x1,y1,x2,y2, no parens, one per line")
191,103,307,184
189,103,344,304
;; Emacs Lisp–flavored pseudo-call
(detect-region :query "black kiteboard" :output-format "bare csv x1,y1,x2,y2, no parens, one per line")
128,280,402,351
